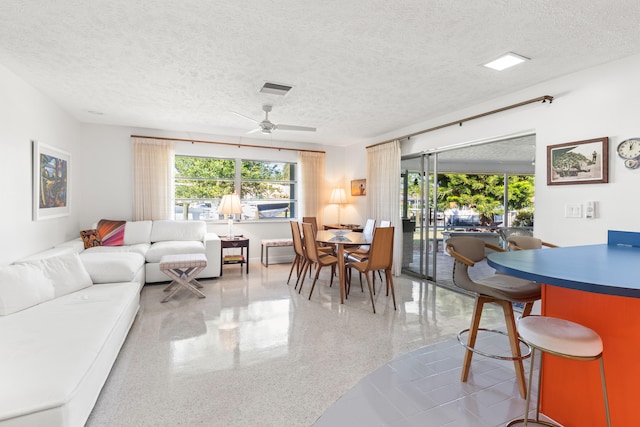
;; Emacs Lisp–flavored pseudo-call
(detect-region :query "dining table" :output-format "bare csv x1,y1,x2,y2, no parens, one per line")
486,230,640,426
315,230,371,304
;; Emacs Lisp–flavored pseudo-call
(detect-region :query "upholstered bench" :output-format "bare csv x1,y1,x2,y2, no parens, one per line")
260,239,293,267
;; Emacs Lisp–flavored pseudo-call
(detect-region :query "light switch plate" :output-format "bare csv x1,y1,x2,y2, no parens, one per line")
565,203,583,218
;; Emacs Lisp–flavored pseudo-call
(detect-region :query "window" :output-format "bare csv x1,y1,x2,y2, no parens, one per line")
174,156,296,221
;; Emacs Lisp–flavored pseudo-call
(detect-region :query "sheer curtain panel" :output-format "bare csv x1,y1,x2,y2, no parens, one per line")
132,137,174,221
366,140,402,275
299,151,326,225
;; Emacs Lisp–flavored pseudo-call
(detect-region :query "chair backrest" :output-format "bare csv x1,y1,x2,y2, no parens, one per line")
508,236,558,250
446,236,488,263
362,218,375,237
366,227,394,271
302,217,319,236
301,222,321,263
290,220,305,257
379,220,391,227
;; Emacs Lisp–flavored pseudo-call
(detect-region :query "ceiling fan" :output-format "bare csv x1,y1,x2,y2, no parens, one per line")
233,105,316,134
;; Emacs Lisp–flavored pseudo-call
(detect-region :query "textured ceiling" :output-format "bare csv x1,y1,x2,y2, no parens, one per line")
1,1,640,147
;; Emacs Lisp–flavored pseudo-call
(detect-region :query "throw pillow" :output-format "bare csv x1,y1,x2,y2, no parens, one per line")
97,219,126,246
80,229,102,249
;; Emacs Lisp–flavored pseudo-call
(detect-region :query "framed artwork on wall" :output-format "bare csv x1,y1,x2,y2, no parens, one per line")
33,140,71,220
351,179,366,196
547,137,608,185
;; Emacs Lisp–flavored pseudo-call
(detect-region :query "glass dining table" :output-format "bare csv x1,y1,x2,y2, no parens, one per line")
315,230,372,304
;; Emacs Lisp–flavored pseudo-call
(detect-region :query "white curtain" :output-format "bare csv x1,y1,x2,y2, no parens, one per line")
132,137,174,221
298,151,326,225
366,140,402,275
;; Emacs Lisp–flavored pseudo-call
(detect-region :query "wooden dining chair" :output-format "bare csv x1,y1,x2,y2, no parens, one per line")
288,220,307,288
346,226,396,313
301,216,333,255
300,222,338,300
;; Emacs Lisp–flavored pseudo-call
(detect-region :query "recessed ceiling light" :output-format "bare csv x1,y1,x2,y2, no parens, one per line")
259,82,293,96
483,52,530,71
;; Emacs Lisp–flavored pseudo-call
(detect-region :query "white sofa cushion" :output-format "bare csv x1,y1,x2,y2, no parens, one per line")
145,241,206,263
124,220,152,245
80,252,145,284
83,243,150,257
0,263,54,315
150,220,205,242
0,282,140,426
20,254,92,299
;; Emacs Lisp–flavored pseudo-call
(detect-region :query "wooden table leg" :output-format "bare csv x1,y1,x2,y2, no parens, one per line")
337,243,345,304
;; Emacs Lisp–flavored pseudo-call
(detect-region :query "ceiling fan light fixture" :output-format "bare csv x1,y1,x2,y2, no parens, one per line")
483,52,529,71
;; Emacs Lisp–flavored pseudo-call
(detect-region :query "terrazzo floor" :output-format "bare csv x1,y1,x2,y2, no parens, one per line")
86,261,549,426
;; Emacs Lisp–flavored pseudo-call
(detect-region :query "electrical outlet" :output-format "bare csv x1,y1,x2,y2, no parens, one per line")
565,203,582,218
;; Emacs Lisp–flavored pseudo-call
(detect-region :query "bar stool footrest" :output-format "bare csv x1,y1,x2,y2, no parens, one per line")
506,419,560,427
457,328,532,361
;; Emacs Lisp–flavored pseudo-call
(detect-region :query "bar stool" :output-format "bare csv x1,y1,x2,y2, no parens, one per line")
506,316,611,427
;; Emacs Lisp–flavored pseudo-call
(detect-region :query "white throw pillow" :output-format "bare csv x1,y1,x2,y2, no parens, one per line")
124,220,152,245
0,263,55,315
22,253,93,298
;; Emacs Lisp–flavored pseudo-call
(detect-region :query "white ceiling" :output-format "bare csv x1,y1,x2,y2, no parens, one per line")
2,1,640,147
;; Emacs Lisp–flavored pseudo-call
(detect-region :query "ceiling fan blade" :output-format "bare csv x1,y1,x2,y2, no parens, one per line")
276,124,317,132
246,127,262,134
231,111,260,123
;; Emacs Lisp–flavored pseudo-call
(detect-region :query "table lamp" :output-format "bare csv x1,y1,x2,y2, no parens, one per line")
329,187,347,225
218,193,242,238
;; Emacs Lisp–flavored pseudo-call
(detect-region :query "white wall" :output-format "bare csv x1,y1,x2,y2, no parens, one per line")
389,53,640,245
0,64,81,265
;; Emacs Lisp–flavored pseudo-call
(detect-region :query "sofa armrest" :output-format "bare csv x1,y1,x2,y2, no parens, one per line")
203,232,222,277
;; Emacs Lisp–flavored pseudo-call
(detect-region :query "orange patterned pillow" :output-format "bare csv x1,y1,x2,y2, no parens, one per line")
96,219,126,246
80,229,102,249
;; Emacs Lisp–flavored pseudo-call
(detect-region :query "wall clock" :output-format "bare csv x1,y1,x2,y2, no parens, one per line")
616,138,640,169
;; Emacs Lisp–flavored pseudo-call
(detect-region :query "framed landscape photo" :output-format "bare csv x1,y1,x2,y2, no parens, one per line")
547,137,608,185
33,140,70,220
351,179,366,196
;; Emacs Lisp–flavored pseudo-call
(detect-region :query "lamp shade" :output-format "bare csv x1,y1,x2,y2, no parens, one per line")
329,188,347,204
218,194,242,215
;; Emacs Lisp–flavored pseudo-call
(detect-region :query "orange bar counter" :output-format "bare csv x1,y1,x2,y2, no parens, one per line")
488,230,640,426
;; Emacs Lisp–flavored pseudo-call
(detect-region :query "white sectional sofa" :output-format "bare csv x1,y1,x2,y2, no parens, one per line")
81,220,221,283
0,220,222,427
0,254,141,427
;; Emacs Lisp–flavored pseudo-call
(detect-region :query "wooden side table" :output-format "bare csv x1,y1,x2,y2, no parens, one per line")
220,236,249,276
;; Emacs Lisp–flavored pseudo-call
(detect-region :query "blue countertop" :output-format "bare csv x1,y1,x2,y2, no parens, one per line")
487,242,640,298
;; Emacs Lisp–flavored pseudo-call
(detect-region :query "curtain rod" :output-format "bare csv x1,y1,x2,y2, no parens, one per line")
130,135,326,154
366,95,554,149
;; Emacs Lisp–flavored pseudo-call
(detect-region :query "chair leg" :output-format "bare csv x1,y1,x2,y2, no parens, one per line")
287,255,299,284
308,265,323,300
297,261,311,293
364,271,376,314
461,296,487,382
386,269,396,310
497,299,527,399
521,301,534,317
329,264,335,287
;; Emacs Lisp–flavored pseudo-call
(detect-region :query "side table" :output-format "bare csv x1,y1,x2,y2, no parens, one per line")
220,236,249,276
159,253,207,302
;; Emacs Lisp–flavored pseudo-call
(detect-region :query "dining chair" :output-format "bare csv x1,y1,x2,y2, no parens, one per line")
288,220,307,288
301,216,333,255
345,218,375,256
446,236,541,399
345,219,390,290
300,222,338,300
508,236,558,250
346,226,396,314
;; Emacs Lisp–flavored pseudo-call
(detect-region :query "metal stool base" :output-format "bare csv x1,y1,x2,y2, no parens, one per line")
506,419,559,427
457,328,532,361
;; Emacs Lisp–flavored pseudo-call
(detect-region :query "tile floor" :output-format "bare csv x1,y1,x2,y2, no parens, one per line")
86,261,551,427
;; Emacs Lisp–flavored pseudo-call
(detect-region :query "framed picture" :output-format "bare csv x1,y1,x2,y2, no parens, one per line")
351,179,366,196
33,140,70,220
547,137,608,185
